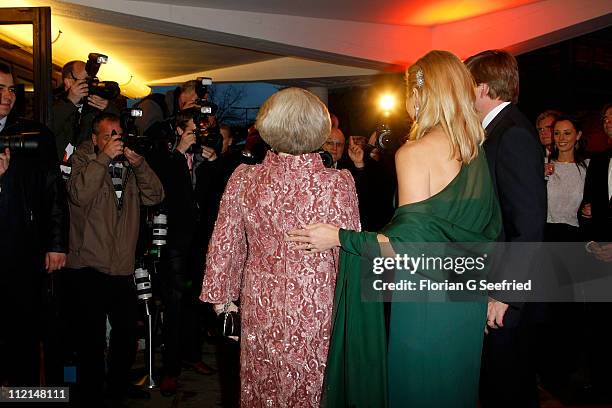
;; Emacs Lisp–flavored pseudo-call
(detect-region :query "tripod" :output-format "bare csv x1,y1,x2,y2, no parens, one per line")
134,255,163,389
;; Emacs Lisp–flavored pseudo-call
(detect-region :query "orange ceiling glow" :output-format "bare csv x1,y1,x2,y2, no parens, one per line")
399,0,541,25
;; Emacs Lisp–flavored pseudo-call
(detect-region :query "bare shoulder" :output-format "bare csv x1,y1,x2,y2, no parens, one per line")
395,135,439,166
395,139,431,205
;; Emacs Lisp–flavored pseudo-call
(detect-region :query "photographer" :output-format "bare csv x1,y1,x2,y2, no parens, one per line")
136,79,203,136
149,108,218,396
0,62,69,385
61,112,163,404
321,127,395,231
52,59,117,163
195,123,243,242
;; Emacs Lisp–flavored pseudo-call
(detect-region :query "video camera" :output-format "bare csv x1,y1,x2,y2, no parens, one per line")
0,131,40,151
119,108,154,157
85,53,121,100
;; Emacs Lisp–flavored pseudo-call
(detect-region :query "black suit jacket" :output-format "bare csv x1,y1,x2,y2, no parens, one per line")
583,150,612,242
483,104,547,325
0,115,69,270
484,104,547,242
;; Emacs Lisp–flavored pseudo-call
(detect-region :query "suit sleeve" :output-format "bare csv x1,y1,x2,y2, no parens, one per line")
200,165,249,304
39,127,69,253
51,98,78,160
496,127,546,242
489,127,546,312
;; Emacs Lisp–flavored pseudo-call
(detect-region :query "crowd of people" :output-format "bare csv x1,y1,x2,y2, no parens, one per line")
0,44,610,408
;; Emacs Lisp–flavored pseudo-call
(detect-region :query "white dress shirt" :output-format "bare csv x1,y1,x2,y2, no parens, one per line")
608,157,612,201
482,101,511,129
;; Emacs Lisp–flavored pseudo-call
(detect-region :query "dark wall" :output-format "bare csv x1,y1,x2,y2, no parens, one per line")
329,73,410,141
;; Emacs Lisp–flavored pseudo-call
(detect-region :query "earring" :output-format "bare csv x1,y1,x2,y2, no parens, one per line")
415,105,420,120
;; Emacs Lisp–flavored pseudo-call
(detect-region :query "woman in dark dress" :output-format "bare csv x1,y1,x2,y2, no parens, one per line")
288,50,502,407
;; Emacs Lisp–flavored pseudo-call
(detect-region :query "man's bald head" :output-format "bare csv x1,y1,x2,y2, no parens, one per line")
323,128,346,163
62,60,88,91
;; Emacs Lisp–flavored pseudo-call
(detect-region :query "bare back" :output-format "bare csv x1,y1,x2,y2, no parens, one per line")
396,128,461,207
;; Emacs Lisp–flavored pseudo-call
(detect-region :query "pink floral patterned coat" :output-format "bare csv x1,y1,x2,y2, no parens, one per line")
200,151,360,407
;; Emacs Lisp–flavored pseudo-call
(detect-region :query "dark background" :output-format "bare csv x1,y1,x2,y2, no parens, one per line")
329,26,612,153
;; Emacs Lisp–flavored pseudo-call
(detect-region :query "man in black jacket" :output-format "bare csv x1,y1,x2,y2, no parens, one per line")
148,109,217,396
135,80,202,136
466,50,547,408
583,103,612,249
581,103,612,396
52,60,116,163
0,62,69,385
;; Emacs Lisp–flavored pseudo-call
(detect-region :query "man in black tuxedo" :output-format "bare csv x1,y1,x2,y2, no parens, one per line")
466,50,547,408
583,103,612,249
0,62,69,385
581,103,612,396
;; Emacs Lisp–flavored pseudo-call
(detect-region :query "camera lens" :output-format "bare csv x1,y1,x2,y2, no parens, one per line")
152,214,168,247
134,267,152,301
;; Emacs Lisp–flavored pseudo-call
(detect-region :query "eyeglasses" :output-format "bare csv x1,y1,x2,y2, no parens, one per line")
323,140,345,148
537,126,553,133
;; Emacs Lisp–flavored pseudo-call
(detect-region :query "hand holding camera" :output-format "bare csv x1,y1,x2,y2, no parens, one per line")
103,134,124,160
124,147,144,167
176,129,196,154
201,146,217,161
67,79,89,105
87,94,110,111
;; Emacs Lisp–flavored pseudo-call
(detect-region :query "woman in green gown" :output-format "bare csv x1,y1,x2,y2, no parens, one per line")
288,50,502,407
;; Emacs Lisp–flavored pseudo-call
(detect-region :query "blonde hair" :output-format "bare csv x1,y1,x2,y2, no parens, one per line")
255,87,331,155
407,50,484,164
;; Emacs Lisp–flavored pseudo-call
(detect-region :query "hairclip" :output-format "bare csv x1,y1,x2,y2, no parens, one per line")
415,69,424,89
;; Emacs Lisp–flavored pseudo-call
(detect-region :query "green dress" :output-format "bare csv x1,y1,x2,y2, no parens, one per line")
323,151,501,407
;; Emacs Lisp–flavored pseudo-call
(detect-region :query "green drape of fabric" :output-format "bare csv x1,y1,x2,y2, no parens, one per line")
323,151,501,408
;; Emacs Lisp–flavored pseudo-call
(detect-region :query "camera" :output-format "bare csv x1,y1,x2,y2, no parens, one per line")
371,123,402,152
119,108,154,157
85,53,121,100
194,77,218,120
316,150,334,168
190,110,222,154
194,77,213,106
0,131,40,151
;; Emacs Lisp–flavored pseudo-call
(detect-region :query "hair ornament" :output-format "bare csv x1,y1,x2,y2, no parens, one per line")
415,69,424,89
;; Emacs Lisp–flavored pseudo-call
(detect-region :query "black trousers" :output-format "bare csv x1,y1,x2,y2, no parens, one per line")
480,305,541,408
0,263,42,386
58,268,138,400
159,246,210,377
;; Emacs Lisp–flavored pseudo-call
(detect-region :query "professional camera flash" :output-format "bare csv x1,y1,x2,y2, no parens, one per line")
201,106,212,114
131,109,143,117
198,77,213,86
379,94,396,112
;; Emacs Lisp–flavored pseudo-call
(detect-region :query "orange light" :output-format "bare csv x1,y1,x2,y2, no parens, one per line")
379,94,396,112
402,0,538,26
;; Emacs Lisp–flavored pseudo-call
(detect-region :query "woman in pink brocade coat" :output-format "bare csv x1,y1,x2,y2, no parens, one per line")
200,88,360,407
